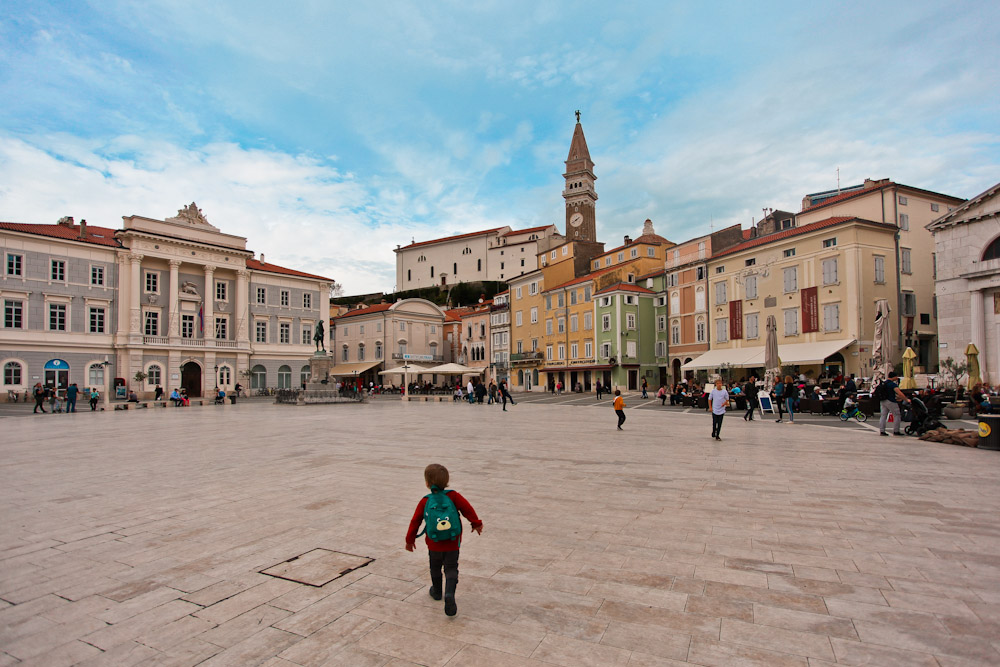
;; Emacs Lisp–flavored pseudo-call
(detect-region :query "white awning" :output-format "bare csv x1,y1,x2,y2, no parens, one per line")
329,361,382,376
378,363,435,375
682,339,855,371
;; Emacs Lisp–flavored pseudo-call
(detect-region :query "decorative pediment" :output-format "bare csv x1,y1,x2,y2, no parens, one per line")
165,202,219,230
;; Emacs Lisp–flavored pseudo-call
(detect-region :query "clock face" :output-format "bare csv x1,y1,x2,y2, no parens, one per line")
569,213,584,227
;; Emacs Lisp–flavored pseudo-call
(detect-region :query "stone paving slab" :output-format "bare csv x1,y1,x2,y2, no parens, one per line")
1,401,999,665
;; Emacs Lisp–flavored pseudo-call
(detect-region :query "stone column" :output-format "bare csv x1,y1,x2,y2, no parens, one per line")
203,266,215,340
236,270,250,343
971,289,988,381
128,253,143,335
168,260,181,339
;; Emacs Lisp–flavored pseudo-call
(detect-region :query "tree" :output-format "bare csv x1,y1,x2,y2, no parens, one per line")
938,357,967,390
329,281,344,299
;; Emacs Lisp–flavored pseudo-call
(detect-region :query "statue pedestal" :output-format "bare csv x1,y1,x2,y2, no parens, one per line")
309,353,333,385
293,352,364,405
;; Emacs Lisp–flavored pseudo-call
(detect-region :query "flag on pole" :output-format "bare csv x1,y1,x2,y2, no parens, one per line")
198,306,204,333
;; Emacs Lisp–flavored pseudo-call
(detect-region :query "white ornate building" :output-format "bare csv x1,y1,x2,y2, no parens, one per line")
1,204,332,400
928,182,1000,383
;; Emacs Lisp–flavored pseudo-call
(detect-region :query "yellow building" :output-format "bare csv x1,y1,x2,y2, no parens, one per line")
687,215,901,380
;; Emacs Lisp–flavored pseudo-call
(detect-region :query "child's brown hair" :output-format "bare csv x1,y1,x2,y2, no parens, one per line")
424,463,449,489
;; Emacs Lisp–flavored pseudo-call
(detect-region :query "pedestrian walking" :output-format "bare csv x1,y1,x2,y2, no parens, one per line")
613,390,626,430
499,380,515,411
782,375,796,423
877,371,909,436
65,383,79,413
32,383,47,414
743,376,758,421
641,378,648,399
774,377,786,422
595,380,603,400
709,378,730,440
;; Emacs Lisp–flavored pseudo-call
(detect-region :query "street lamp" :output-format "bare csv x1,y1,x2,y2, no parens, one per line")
214,364,219,390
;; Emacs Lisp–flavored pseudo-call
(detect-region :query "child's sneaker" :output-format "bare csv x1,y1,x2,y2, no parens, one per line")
429,586,442,601
444,597,457,616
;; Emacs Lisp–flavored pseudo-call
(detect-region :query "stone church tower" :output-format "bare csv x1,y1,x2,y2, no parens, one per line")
563,114,598,242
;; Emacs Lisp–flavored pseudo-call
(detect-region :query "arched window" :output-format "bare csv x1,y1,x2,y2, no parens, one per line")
3,361,23,386
358,343,365,361
300,365,311,386
532,369,539,385
277,365,292,389
218,365,231,386
147,364,162,386
88,363,105,389
983,236,1000,261
251,364,267,389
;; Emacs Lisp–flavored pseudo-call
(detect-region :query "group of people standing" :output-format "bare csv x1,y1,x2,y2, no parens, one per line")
454,378,516,411
31,383,100,413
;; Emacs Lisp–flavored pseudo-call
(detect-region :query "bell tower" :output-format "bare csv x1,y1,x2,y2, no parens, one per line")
563,110,598,242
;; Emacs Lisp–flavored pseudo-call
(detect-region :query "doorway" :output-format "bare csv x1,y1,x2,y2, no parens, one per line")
672,358,681,385
181,361,202,397
44,359,69,393
627,369,638,391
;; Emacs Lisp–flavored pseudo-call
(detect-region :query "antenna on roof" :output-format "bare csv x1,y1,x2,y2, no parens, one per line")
837,167,841,194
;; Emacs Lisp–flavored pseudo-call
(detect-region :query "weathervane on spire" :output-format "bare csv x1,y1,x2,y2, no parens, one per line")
575,109,581,123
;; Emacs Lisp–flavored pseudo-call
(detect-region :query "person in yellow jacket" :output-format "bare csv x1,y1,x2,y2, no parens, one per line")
613,389,626,430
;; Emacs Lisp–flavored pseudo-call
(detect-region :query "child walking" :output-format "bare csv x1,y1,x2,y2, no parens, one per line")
406,464,482,616
613,389,626,430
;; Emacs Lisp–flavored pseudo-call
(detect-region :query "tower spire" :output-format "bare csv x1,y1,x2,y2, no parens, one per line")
563,115,597,242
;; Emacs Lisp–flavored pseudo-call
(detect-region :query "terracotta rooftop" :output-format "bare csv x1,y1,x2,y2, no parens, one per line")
503,225,554,237
333,303,393,320
544,265,619,293
636,269,666,281
712,216,893,258
802,179,963,214
0,221,121,248
595,282,655,296
246,259,332,282
397,227,506,250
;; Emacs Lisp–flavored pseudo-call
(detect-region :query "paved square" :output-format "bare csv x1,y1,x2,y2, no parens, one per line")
2,399,999,665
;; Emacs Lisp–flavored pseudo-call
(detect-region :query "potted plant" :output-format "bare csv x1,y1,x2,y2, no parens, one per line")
938,357,967,419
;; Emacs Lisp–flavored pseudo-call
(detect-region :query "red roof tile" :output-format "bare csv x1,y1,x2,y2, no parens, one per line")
0,221,121,247
741,229,753,240
543,265,619,292
333,303,392,320
398,227,506,250
246,258,332,281
595,282,655,296
503,225,554,237
636,269,665,281
712,216,892,258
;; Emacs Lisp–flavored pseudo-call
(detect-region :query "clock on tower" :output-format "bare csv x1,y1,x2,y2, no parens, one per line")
563,113,598,242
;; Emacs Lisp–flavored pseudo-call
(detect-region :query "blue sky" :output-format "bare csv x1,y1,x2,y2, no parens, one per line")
1,1,998,293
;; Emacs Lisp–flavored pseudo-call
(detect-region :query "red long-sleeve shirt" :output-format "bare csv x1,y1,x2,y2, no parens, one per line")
406,490,482,552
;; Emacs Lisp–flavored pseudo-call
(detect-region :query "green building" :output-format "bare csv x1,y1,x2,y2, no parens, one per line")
594,281,664,391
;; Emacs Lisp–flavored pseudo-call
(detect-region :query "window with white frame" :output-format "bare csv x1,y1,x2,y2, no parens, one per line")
666,273,677,287
218,365,231,386
562,246,569,256
4,299,24,329
342,345,349,361
656,340,666,356
605,257,612,266
783,248,796,258
627,313,636,329
557,292,564,307
823,304,840,332
399,321,406,332
600,296,612,306
557,344,565,360
695,287,706,310
529,282,538,295
714,281,727,304
584,286,592,300
593,260,600,270
630,248,638,258
280,322,290,343
303,293,312,309
624,295,636,305
570,290,577,305
280,290,289,307
901,248,911,274
874,256,886,283
571,343,578,358
91,265,104,286
4,361,23,386
256,287,266,304
357,343,365,360
6,253,23,276
783,267,798,293
375,342,383,359
516,286,522,299
746,312,758,339
88,364,104,388
744,275,757,299
583,312,592,330
181,314,194,338
530,307,538,324
902,292,916,317
648,247,655,257
784,309,799,336
144,271,158,293
215,316,228,340
626,340,636,357
822,237,837,248
671,322,680,345
546,345,553,360
515,311,522,326
899,213,909,230
359,324,365,335
51,259,66,282
584,341,593,357
570,314,578,331
546,319,553,335
147,364,161,387
602,313,611,331
670,292,680,313
301,324,311,345
657,315,666,331
696,319,706,342
822,257,838,285
88,306,105,333
600,342,611,358
255,320,267,343
617,252,624,262
898,195,908,206
216,281,227,301
144,311,159,336
716,318,728,343
715,266,725,274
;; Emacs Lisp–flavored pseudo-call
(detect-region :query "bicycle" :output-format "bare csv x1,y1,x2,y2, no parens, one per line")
8,389,21,403
839,405,868,422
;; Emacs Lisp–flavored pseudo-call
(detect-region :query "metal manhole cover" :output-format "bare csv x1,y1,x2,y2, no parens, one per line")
261,549,373,586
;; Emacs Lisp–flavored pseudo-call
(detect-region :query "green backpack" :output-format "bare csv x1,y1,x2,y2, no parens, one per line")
416,488,462,542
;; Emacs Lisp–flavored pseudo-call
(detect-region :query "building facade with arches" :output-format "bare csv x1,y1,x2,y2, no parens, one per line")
1,205,331,400
929,182,1000,384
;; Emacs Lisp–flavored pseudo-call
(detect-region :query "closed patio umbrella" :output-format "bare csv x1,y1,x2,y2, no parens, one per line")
870,299,893,390
764,314,780,391
900,347,917,390
966,343,981,389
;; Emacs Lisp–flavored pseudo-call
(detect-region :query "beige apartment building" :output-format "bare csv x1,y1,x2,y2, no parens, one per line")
664,225,743,383
687,215,901,379
796,178,964,370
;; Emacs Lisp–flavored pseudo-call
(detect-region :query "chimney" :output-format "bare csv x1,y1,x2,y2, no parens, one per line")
624,235,631,245
78,219,87,239
259,254,265,264
57,216,74,227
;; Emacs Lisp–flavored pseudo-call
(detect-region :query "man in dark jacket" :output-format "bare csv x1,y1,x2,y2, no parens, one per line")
743,377,759,421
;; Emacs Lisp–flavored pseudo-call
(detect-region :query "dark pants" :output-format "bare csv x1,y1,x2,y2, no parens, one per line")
776,395,785,419
428,550,459,600
34,397,46,413
501,391,514,410
744,397,756,420
596,388,602,399
712,413,724,437
616,409,626,428
90,397,98,410
67,397,76,413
